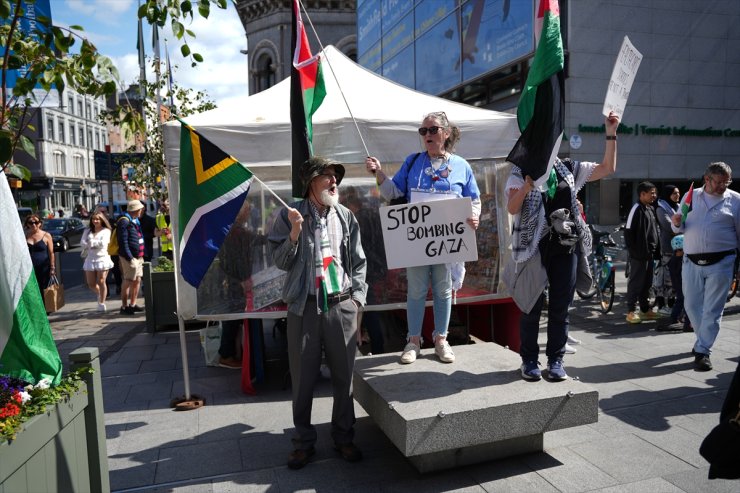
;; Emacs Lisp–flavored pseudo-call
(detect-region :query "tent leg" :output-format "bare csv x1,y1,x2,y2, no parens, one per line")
170,315,205,411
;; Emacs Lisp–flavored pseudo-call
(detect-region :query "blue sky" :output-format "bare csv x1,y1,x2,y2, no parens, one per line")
51,0,250,108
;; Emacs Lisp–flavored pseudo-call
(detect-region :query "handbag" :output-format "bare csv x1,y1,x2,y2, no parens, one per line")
199,322,222,367
43,275,65,313
699,403,740,479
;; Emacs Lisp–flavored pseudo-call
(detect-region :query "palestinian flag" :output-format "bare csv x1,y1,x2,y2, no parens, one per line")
290,0,326,197
178,122,254,287
506,0,564,184
680,182,693,225
0,172,62,385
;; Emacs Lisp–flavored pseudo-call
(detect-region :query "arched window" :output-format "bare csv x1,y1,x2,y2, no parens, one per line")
254,53,276,93
54,151,66,175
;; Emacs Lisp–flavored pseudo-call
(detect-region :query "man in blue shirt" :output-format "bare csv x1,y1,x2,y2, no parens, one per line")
672,162,740,371
117,200,145,315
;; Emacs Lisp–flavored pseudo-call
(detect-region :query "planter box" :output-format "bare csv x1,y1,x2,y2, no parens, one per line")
143,262,178,332
0,348,109,493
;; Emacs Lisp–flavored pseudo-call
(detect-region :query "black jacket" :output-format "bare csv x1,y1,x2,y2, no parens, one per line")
624,202,661,261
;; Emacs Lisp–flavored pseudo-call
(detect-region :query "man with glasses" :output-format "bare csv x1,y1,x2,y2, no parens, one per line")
672,162,740,371
269,157,367,470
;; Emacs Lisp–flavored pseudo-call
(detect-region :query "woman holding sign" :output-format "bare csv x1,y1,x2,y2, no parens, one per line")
365,111,480,364
506,112,620,382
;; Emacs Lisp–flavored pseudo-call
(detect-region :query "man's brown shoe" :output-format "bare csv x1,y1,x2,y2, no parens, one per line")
334,442,363,462
287,447,315,470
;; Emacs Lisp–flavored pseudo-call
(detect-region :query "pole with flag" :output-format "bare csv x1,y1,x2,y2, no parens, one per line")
290,0,326,197
680,182,694,225
506,0,564,186
0,172,62,385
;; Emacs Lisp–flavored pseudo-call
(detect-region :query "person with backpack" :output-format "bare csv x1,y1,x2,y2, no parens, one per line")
116,200,146,315
365,111,481,365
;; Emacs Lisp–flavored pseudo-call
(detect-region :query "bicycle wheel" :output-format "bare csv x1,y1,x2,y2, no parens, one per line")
577,285,597,299
599,272,615,313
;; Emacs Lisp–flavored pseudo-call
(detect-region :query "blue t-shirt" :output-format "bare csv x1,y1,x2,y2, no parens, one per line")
392,152,480,202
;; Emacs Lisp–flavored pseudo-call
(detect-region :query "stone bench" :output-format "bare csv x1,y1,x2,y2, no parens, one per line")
353,342,598,473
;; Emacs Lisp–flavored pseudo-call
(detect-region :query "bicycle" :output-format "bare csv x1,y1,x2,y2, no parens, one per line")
576,225,619,313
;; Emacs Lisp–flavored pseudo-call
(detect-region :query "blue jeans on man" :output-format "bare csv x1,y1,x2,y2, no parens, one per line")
682,254,735,356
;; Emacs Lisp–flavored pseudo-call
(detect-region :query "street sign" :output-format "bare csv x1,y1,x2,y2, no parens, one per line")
94,150,145,181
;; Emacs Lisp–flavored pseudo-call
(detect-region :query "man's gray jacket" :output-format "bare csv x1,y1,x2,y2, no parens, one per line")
268,199,367,315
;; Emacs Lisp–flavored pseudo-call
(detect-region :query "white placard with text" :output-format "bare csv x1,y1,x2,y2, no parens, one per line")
603,36,643,119
379,197,478,270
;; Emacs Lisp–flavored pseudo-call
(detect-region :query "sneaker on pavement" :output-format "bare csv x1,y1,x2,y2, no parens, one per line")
520,361,541,381
564,343,577,354
119,306,134,315
129,304,144,313
434,340,455,363
626,311,642,324
567,334,581,345
641,309,662,321
287,447,315,470
400,342,421,364
694,353,712,371
97,302,106,312
657,306,672,317
656,319,682,331
547,359,568,381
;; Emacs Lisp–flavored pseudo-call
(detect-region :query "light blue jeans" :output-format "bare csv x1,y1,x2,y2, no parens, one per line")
682,254,735,355
406,264,451,341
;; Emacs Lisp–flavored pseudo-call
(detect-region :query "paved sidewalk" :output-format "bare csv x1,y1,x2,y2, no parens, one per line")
49,271,740,492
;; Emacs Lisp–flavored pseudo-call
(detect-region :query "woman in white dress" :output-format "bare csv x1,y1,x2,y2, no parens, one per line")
81,212,115,311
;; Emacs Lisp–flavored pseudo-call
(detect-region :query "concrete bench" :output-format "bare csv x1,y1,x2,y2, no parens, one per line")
353,342,598,473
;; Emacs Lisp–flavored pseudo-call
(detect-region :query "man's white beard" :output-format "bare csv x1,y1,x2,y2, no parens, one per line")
320,188,339,207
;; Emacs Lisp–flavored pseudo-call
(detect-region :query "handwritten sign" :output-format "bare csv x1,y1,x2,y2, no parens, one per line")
379,197,478,269
603,36,643,119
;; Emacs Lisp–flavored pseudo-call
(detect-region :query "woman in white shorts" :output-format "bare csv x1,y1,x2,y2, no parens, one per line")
81,212,115,311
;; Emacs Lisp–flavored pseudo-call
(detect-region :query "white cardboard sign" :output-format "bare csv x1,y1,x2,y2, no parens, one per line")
603,36,643,119
379,197,478,269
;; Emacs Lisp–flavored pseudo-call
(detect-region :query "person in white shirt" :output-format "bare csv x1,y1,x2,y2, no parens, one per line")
81,212,115,311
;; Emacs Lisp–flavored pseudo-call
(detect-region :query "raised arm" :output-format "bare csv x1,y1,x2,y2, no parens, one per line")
588,112,620,182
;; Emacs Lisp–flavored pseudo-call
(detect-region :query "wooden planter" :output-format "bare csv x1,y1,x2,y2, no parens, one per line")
143,262,178,332
0,348,109,493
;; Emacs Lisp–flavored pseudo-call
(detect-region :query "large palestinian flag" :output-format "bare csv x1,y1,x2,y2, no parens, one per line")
506,0,564,184
290,0,326,197
0,172,62,385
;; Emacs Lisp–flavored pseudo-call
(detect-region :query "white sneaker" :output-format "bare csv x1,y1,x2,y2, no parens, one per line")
658,306,672,316
434,340,455,363
567,334,581,345
565,343,577,354
400,342,421,364
97,303,106,312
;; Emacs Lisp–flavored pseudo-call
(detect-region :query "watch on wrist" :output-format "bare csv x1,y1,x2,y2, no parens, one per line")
606,135,617,141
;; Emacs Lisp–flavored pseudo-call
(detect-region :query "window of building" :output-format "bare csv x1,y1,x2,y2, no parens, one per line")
94,131,99,149
88,129,93,149
53,151,65,175
73,154,83,176
79,126,85,147
254,53,276,93
47,117,55,140
70,123,76,145
86,103,91,120
58,120,65,143
68,95,74,114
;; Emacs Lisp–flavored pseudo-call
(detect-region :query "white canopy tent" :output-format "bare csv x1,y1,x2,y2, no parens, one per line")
163,45,520,320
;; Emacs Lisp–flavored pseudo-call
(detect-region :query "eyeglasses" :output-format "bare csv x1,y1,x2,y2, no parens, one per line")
27,221,40,225
711,177,732,187
418,126,443,136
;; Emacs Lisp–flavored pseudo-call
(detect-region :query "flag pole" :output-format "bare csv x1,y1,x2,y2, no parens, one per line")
166,165,204,411
298,0,370,158
251,174,289,209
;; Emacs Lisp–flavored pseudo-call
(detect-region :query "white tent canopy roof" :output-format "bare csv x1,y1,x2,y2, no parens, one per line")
164,45,520,170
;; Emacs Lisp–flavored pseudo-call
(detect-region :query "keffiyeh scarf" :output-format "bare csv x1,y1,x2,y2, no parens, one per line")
310,203,346,314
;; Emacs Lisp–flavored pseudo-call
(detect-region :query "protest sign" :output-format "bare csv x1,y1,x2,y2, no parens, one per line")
603,36,643,118
379,197,478,269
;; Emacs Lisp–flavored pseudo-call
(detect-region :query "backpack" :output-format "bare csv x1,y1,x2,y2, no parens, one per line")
107,217,128,256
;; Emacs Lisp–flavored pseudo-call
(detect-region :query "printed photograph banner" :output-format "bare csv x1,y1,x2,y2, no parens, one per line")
379,197,478,270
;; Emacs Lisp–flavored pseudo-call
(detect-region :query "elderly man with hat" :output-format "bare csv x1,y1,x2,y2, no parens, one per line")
117,200,146,315
269,156,367,470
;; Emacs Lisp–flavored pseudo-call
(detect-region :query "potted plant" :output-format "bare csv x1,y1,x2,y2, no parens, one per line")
143,256,178,332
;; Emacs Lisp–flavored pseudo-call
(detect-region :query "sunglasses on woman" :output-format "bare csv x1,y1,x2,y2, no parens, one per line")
418,126,443,136
27,220,40,225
